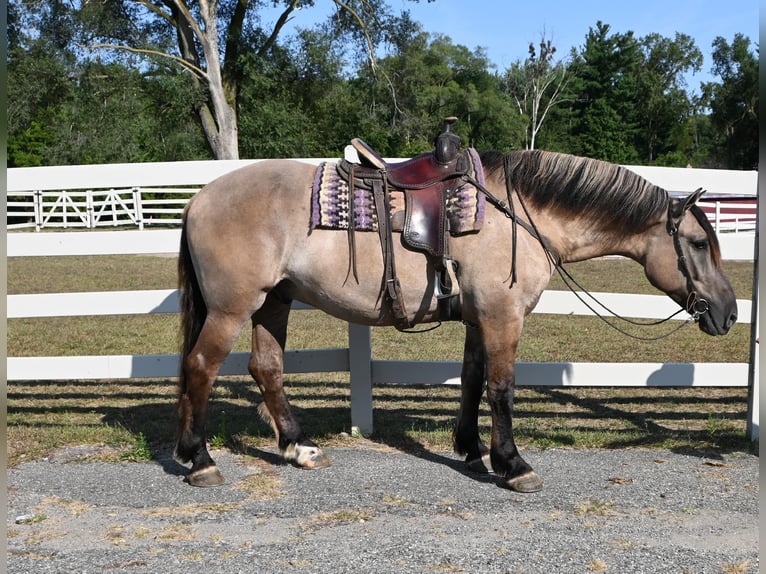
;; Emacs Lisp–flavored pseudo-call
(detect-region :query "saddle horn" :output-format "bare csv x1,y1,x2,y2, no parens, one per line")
434,117,461,166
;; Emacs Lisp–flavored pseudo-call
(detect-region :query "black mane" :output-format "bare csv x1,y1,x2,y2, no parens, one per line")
480,150,670,233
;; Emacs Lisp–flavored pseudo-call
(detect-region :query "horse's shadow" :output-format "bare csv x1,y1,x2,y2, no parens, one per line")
93,377,501,484
93,375,754,484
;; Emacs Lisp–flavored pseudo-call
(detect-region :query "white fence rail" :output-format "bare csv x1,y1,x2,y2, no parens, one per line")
7,160,758,237
7,188,198,230
6,160,758,438
7,188,756,235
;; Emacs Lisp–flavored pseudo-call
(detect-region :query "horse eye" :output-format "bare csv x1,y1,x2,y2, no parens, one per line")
691,239,709,250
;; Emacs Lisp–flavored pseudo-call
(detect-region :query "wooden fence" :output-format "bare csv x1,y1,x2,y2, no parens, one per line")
6,160,759,439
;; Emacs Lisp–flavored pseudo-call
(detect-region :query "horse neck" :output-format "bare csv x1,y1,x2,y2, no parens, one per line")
529,207,661,264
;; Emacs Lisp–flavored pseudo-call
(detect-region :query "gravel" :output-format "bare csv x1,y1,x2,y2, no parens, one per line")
7,444,758,574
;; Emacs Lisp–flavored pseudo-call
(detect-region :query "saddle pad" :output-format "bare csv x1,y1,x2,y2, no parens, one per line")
310,148,485,235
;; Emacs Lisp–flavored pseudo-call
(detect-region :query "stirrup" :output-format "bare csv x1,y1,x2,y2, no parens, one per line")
435,257,460,299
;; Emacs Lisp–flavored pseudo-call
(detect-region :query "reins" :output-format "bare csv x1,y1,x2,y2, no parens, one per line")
465,160,707,341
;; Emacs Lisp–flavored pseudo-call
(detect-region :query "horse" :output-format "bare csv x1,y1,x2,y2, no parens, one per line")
174,148,738,492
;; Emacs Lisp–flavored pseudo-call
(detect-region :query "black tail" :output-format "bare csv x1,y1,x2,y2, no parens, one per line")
178,221,207,394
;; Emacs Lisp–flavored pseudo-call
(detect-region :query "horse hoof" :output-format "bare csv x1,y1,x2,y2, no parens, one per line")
301,451,331,469
503,471,543,493
286,444,332,469
465,453,492,474
185,466,225,487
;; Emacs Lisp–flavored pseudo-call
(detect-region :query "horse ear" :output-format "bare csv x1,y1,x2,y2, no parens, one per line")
670,188,706,218
682,188,706,211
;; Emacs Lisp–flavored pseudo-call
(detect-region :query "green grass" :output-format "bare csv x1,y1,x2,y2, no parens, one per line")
6,254,756,465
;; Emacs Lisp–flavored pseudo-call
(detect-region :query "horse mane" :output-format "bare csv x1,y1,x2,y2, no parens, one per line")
689,204,723,268
480,149,670,233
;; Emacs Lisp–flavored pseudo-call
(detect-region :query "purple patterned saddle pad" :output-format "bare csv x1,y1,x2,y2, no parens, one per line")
310,148,485,235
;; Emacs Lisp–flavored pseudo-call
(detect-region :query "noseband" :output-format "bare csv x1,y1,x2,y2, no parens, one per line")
666,200,710,322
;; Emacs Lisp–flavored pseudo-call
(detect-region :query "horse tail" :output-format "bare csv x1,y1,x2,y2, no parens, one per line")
177,218,207,391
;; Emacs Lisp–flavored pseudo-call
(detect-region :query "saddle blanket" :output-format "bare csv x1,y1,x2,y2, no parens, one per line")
310,148,485,235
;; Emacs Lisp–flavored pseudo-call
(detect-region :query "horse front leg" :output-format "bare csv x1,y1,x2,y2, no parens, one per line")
453,324,491,472
483,321,543,493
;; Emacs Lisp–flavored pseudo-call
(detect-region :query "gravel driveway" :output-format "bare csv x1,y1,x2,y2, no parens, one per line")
7,444,758,573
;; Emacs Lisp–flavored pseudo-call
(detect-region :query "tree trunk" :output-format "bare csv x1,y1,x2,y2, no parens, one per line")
166,0,240,160
203,60,239,160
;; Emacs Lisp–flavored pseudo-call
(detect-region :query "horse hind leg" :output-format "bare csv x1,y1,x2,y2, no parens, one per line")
250,292,331,469
176,311,246,487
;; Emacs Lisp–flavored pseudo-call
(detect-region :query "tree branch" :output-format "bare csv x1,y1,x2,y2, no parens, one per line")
132,0,175,27
88,43,208,80
224,0,249,74
258,0,301,58
170,0,206,47
332,0,378,75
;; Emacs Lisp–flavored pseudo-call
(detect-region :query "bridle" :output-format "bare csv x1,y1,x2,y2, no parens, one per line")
666,193,711,322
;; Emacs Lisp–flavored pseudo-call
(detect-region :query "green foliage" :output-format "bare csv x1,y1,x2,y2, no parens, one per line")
210,411,229,448
704,34,758,169
635,33,703,163
5,2,757,169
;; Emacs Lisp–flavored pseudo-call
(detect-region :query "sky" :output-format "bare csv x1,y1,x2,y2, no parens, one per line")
264,0,759,93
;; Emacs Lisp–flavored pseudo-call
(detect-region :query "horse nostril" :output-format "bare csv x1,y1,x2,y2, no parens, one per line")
726,312,737,329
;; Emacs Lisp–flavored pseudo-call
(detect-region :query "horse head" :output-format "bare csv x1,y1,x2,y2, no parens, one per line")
643,189,738,335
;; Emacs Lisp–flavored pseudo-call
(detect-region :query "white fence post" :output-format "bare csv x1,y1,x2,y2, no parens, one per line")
86,189,95,228
348,322,374,435
133,187,144,230
746,176,761,442
747,301,759,441
34,190,42,231
714,201,721,233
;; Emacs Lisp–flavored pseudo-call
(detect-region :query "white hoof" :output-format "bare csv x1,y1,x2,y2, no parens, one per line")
283,444,331,469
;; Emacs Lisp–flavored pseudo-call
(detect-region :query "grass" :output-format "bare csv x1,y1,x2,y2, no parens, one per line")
6,254,757,466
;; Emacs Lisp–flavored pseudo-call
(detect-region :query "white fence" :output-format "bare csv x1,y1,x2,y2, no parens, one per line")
7,160,759,236
6,160,759,439
697,199,757,233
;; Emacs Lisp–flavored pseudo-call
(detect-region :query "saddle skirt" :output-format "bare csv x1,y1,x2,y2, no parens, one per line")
310,147,486,248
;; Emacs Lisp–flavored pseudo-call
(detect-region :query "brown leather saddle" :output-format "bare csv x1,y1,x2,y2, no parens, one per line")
336,117,469,329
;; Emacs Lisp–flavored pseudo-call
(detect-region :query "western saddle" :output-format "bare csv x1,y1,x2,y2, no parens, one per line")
336,117,472,330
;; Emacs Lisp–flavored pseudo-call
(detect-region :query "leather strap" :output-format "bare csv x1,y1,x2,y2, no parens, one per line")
372,178,412,330
344,164,359,285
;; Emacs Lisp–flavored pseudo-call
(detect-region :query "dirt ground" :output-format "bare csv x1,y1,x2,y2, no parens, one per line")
6,443,758,574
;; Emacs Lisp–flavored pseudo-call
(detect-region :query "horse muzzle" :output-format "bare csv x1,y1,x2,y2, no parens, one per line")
696,301,738,336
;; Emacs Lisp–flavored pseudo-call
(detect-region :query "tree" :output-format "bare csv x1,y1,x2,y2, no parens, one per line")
636,33,702,164
703,34,758,169
502,35,571,150
352,17,523,155
568,22,643,163
8,1,209,166
80,0,401,160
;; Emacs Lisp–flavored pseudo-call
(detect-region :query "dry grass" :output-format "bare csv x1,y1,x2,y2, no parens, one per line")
6,255,756,465
307,508,375,528
720,561,753,574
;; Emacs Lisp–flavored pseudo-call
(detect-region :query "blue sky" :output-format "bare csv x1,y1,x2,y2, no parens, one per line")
264,0,759,93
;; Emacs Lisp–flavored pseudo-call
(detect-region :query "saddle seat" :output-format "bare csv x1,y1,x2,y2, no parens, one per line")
350,137,467,190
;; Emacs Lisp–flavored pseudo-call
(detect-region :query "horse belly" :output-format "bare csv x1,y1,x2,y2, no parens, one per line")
286,229,442,326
